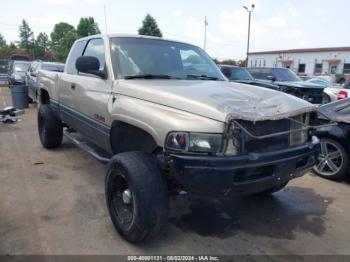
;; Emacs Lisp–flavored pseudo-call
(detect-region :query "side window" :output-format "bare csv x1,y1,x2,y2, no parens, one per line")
83,38,105,71
66,40,87,75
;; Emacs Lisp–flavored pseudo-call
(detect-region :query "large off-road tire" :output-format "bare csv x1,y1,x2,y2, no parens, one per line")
105,151,169,243
38,104,63,149
255,182,288,195
313,138,349,180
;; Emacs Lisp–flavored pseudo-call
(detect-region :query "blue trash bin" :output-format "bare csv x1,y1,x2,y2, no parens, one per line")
10,85,29,109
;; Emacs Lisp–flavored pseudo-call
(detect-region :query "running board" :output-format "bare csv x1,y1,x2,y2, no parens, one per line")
63,129,110,163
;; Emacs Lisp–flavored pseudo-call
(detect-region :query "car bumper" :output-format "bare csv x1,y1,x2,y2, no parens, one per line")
168,138,320,197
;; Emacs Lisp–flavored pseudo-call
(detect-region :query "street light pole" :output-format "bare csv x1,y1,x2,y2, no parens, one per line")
243,4,255,67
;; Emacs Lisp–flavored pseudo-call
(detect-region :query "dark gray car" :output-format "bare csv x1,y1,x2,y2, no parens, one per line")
26,61,64,102
248,67,327,104
219,65,280,91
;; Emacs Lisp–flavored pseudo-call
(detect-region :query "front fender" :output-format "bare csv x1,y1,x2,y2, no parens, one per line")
108,95,225,146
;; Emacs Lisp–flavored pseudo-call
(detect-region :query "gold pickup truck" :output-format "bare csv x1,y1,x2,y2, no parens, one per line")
37,34,321,243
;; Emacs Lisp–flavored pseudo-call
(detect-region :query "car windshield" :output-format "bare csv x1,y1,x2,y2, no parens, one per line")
14,63,30,72
110,37,225,80
273,68,302,82
226,67,253,81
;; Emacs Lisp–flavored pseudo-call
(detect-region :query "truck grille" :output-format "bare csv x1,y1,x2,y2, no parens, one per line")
235,114,307,153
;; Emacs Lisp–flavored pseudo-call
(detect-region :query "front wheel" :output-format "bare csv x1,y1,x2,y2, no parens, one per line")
313,138,348,180
105,151,169,243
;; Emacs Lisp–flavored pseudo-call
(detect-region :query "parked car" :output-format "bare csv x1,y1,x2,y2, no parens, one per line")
37,35,322,242
305,78,342,102
26,61,64,102
219,65,280,90
313,98,350,180
248,67,326,104
8,61,31,85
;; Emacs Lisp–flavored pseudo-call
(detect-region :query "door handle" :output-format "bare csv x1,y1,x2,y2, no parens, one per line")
70,83,76,90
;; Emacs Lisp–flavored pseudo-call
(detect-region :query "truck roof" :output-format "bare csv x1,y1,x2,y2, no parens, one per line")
77,34,197,47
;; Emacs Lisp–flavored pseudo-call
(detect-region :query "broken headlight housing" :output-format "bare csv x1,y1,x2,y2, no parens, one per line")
165,132,223,154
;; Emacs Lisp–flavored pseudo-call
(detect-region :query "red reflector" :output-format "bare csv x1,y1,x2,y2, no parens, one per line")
337,90,348,100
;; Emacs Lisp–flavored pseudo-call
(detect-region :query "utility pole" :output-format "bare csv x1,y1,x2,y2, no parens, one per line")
204,17,208,51
243,4,255,67
104,5,108,34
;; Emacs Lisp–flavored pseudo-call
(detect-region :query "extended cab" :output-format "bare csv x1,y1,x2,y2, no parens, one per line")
37,35,321,242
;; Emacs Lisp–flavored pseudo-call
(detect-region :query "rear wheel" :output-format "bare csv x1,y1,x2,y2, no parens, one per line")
105,151,169,243
313,138,348,180
38,104,63,148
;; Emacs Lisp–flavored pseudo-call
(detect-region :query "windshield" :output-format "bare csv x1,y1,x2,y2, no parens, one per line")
273,68,301,82
110,37,225,80
226,67,253,81
14,63,30,72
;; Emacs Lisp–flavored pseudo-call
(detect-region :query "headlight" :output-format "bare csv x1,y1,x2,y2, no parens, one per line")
166,132,223,154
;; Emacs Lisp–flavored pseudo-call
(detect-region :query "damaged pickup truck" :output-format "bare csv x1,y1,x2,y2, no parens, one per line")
37,35,321,242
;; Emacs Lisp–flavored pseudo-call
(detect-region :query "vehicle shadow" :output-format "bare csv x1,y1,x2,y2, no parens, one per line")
168,186,333,240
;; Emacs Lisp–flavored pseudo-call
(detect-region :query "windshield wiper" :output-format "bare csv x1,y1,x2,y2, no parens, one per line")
186,74,219,80
124,74,172,80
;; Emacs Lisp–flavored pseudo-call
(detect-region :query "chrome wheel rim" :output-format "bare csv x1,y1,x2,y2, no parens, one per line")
314,140,343,176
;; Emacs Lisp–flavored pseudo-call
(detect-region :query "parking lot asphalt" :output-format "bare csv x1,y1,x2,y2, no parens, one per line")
1,86,350,256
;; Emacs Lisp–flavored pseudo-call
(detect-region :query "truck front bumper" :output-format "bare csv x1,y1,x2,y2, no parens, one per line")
169,139,320,197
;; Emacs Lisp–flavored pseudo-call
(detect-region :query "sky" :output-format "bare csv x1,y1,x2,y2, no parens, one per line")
1,0,349,60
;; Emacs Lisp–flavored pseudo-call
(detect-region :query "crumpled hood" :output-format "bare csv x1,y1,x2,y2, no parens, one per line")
116,80,316,122
275,81,324,89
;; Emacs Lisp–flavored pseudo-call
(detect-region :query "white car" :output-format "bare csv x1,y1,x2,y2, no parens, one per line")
306,78,345,102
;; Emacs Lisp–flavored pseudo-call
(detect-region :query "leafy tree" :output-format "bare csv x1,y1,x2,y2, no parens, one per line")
33,32,50,60
19,19,34,52
138,14,162,37
0,33,6,49
77,17,101,38
51,22,77,62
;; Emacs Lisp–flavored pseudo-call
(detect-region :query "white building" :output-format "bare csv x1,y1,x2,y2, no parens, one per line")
248,47,350,81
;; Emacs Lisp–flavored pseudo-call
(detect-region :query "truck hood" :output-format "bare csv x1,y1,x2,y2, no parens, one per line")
274,81,325,89
116,80,316,122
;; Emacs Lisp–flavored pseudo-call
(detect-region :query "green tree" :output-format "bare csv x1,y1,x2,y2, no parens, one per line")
19,19,34,52
33,32,50,60
77,17,101,38
51,22,77,62
0,33,6,49
138,14,162,37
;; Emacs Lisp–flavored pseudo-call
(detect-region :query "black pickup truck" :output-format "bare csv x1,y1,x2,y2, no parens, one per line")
248,67,327,104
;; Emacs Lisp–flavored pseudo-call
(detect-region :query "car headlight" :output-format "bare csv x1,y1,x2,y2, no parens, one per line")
166,132,223,154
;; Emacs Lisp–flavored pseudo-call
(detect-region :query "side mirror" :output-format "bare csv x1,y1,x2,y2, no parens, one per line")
220,67,232,79
76,56,107,79
267,75,276,82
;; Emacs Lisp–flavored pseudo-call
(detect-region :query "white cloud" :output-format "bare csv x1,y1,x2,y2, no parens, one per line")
287,8,298,17
281,29,303,39
265,17,287,28
40,0,103,5
40,0,73,5
172,9,184,17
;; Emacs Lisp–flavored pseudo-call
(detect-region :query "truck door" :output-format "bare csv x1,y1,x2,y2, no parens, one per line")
59,38,112,151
